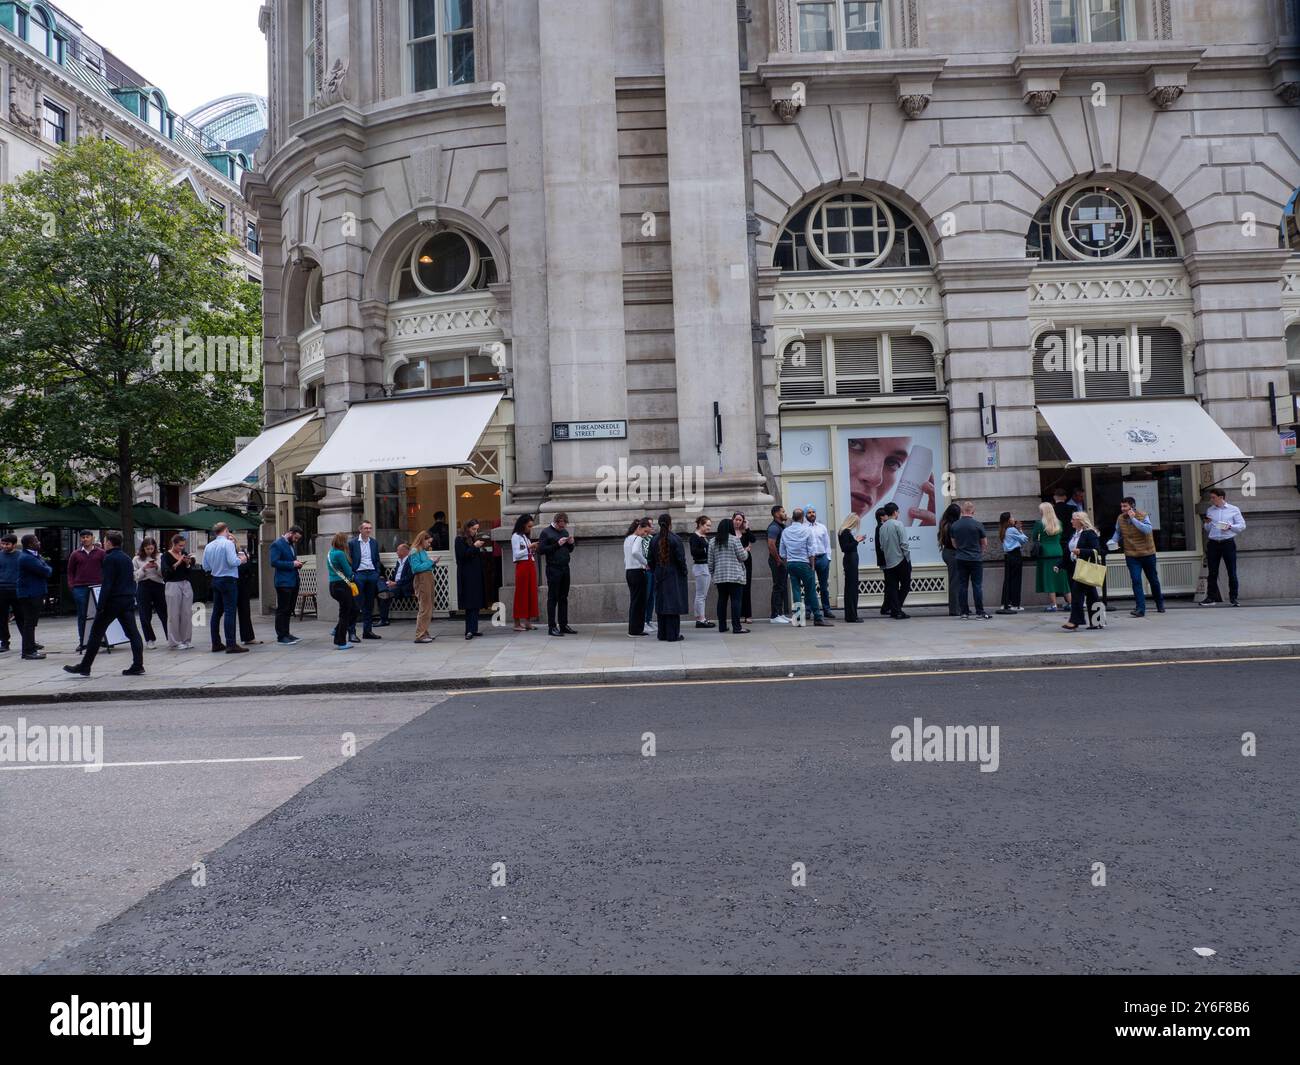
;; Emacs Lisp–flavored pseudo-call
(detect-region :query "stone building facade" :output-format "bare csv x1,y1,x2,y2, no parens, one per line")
241,0,1300,620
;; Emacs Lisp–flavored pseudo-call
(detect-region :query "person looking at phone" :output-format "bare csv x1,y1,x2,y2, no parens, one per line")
538,512,578,636
1201,488,1245,607
455,519,490,640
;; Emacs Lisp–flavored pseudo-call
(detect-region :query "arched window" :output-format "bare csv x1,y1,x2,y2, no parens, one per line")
775,191,931,272
28,5,52,56
1028,181,1179,262
304,266,323,327
393,229,497,300
1032,325,1187,401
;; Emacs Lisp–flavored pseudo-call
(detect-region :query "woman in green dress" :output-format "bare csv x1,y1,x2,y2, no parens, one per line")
1031,501,1071,612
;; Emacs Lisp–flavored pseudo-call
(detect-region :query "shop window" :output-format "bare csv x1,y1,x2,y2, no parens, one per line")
778,333,938,399
776,193,930,272
1036,465,1193,554
1028,182,1178,262
1033,326,1186,401
1286,324,1300,394
796,0,886,51
395,230,497,300
409,0,476,93
1048,0,1133,44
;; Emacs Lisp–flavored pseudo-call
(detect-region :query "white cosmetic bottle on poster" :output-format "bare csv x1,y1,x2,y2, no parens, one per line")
891,444,933,526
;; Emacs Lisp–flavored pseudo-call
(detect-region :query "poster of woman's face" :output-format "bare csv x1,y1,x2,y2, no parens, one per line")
839,426,945,567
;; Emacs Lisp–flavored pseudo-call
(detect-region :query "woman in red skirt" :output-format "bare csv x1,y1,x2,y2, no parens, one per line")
511,513,539,631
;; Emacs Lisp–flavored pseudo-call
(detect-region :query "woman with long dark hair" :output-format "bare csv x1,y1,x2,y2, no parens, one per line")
133,537,168,649
325,531,356,650
649,513,687,642
708,517,750,634
623,517,651,637
456,518,489,640
733,512,754,625
511,513,538,631
938,502,962,617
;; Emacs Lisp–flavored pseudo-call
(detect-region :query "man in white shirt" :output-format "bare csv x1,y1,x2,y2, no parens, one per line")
348,520,383,641
805,506,835,619
1201,488,1246,607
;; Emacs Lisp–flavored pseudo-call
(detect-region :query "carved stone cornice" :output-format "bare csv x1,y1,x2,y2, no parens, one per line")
898,92,930,119
1023,89,1057,114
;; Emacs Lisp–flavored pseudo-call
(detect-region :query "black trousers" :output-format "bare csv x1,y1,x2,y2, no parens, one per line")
956,559,984,615
330,582,356,646
237,585,256,643
768,558,788,618
942,548,960,616
352,574,379,636
15,596,42,655
656,614,681,641
79,597,144,671
1001,551,1023,609
546,565,570,630
716,581,743,631
1068,576,1101,627
274,585,297,639
0,588,14,648
626,569,647,635
842,555,860,621
1205,539,1239,603
884,559,912,616
136,581,168,642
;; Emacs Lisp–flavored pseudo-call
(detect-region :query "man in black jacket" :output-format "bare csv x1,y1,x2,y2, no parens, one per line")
378,542,414,626
63,531,145,676
537,513,577,636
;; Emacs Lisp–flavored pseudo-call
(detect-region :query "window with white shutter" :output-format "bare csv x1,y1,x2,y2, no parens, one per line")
886,334,938,393
831,335,881,396
1136,326,1187,396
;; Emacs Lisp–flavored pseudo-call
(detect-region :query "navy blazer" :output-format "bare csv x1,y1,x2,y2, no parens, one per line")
387,554,415,597
269,536,300,590
347,537,382,578
16,550,52,599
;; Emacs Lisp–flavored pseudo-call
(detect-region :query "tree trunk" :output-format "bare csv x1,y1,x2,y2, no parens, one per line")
117,426,134,547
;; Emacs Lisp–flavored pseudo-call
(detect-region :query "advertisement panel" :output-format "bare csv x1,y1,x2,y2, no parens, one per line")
837,425,944,568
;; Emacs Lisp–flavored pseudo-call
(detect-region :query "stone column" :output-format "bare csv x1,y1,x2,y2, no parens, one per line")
660,0,770,514
536,0,630,511
502,0,552,520
1186,248,1299,597
935,258,1041,559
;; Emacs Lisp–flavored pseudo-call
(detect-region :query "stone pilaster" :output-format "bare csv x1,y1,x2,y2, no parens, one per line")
661,0,771,516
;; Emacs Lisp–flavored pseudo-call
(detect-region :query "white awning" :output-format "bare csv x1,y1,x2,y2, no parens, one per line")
194,413,320,494
1037,399,1251,468
302,390,504,476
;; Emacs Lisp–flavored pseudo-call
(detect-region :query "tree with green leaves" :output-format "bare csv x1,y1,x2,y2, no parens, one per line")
0,139,261,542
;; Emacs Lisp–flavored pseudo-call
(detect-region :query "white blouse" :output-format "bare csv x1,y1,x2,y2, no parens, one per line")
511,533,534,563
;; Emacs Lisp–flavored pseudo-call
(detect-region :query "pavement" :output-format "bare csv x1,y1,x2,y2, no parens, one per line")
22,661,1300,974
3,599,1300,704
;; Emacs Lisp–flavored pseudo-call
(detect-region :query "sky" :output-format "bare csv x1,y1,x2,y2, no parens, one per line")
53,0,268,115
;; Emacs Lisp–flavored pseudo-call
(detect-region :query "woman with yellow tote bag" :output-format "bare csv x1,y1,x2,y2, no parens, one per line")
1061,512,1105,631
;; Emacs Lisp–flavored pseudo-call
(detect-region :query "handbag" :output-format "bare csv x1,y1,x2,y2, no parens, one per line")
327,554,360,597
1072,550,1106,589
1025,538,1042,559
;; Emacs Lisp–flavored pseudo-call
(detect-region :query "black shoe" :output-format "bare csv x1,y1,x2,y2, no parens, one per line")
733,628,751,634
1156,605,1166,613
1231,600,1240,607
465,633,474,640
21,651,46,660
1199,599,1216,607
62,664,90,676
75,644,85,654
122,666,145,676
226,645,249,654
1130,610,1145,617
813,618,833,627
549,627,564,637
892,612,910,619
561,626,578,635
995,608,1015,615
212,644,226,653
375,622,391,627
672,635,685,642
847,618,864,623
362,632,382,640
695,621,715,629
348,633,358,643
823,611,837,619
35,643,44,651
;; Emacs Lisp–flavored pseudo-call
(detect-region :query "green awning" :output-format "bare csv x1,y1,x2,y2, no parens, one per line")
0,494,65,527
38,501,122,529
181,506,262,532
132,502,211,531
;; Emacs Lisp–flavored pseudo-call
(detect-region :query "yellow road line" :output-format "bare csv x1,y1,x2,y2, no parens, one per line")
450,654,1299,696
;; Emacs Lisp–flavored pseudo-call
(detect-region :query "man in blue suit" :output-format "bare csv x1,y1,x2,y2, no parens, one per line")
269,525,305,645
347,520,382,641
0,533,18,653
63,531,145,676
377,541,413,626
15,534,52,660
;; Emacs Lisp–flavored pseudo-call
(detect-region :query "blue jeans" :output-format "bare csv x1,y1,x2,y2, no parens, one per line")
72,584,92,647
813,555,832,614
787,560,822,622
209,576,238,646
1125,554,1164,613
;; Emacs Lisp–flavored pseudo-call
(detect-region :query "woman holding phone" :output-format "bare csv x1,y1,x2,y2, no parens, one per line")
456,518,489,640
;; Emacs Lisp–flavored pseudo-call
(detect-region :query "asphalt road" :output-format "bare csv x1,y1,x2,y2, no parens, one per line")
16,658,1300,974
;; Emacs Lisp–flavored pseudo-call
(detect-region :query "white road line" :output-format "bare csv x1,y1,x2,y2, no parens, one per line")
0,756,304,772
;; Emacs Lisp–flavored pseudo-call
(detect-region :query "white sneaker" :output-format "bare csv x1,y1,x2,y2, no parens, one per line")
179,642,192,650
770,615,791,624
145,641,157,650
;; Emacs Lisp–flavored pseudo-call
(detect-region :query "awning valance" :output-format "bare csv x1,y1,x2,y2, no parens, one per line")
194,413,319,494
302,390,503,477
1036,399,1251,468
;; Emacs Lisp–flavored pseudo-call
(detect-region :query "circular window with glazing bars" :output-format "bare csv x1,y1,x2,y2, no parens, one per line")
1051,182,1142,261
803,191,896,270
409,229,479,296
